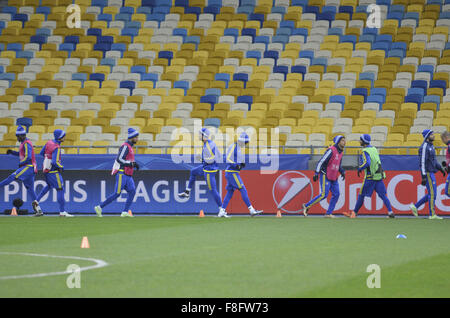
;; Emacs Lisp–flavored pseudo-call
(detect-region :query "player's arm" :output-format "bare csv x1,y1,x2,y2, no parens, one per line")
117,145,132,167
226,144,236,164
358,152,370,171
203,142,216,164
315,148,332,174
19,143,32,165
52,147,64,171
339,161,345,179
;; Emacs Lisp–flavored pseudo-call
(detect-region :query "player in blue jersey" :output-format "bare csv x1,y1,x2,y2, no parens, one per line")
343,134,395,219
1,126,43,216
409,130,446,219
95,128,140,217
221,132,263,217
179,128,225,216
441,131,450,198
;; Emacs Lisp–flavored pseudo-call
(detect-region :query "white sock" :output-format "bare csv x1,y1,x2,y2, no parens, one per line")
248,205,254,211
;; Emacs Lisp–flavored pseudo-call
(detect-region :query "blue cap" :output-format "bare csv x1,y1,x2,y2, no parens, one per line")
333,135,344,145
200,127,210,138
53,129,66,140
128,127,139,139
422,129,433,140
238,132,250,143
360,134,371,144
15,125,26,136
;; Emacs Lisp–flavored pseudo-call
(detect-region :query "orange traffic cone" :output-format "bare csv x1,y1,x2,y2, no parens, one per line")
81,236,90,248
276,210,282,218
128,210,133,217
11,207,17,216
199,210,205,217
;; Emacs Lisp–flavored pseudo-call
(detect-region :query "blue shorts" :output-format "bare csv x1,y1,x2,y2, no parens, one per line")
45,171,64,190
359,178,386,197
114,172,135,194
13,165,35,183
225,171,244,190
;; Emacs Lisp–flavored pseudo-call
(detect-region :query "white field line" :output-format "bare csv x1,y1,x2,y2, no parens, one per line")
0,252,109,280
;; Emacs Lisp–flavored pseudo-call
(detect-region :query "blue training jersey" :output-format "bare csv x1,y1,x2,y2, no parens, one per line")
202,139,219,171
419,141,441,176
226,142,245,171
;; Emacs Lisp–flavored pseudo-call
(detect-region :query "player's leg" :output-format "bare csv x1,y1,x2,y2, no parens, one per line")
120,176,136,217
179,165,203,198
95,173,123,217
53,172,72,217
325,180,339,217
232,172,262,216
345,179,374,218
0,173,16,187
303,173,330,216
205,171,227,217
19,171,43,216
205,171,222,207
35,173,53,212
445,175,450,198
374,181,394,218
222,172,236,210
427,173,441,219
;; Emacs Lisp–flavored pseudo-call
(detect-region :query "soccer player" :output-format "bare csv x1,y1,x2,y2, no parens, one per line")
409,130,446,219
441,130,450,198
95,128,140,218
177,164,204,199
302,135,346,218
221,132,263,217
343,134,395,218
1,126,43,216
35,129,73,217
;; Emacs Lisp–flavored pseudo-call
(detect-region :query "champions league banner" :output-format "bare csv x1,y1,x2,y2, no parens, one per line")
0,155,448,215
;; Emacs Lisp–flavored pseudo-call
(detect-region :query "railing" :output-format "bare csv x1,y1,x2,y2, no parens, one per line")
0,145,447,155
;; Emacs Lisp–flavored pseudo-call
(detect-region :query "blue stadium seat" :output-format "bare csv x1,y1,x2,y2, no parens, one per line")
329,95,345,108
367,95,384,107
35,95,51,109
87,28,102,37
273,66,289,80
7,43,22,52
174,81,189,95
233,73,249,87
215,73,230,87
141,73,158,86
90,73,105,85
120,81,136,94
352,88,368,102
291,65,306,80
72,73,87,82
16,118,33,132
204,118,221,128
200,95,218,109
98,13,112,22
237,95,253,109
242,28,256,40
429,80,447,95
405,95,423,105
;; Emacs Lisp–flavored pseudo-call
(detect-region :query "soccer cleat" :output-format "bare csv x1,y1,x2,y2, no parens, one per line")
60,212,74,217
120,211,134,218
343,211,356,218
324,214,336,218
387,212,395,219
32,200,43,216
178,191,190,198
249,208,263,217
409,204,418,217
95,205,103,218
218,208,230,218
302,204,309,217
429,214,443,220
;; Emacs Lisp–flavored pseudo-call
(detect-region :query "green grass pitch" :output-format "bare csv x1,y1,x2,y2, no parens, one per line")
0,215,449,298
